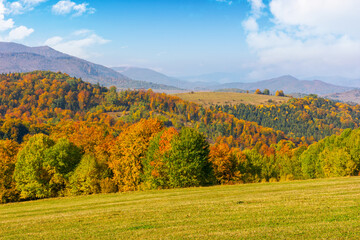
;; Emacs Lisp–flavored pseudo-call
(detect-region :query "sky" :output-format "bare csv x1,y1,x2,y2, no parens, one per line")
0,0,359,80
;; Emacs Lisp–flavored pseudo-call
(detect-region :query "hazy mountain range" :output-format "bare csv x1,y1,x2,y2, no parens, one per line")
0,42,176,90
215,75,354,95
114,67,356,95
112,66,187,89
0,42,358,97
325,90,360,104
305,76,360,88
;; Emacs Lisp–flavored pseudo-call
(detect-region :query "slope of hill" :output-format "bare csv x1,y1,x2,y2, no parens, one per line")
214,88,248,93
173,91,289,107
215,75,354,95
1,177,359,239
215,95,360,140
0,42,175,90
1,71,360,205
113,66,187,89
325,89,360,104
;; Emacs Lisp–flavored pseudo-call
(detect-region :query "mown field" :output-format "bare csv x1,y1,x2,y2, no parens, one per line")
1,177,360,239
173,92,289,107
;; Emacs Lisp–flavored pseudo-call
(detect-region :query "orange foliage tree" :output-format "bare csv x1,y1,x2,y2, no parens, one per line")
0,140,20,203
109,119,164,191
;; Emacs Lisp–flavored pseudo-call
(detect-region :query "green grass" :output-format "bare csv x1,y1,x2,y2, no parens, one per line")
1,177,360,239
172,92,289,107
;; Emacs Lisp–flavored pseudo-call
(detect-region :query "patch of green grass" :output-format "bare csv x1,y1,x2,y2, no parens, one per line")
173,92,289,107
1,177,360,239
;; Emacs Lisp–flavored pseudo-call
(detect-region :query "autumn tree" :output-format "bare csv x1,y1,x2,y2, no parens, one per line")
209,142,243,184
14,134,82,199
275,90,285,96
109,119,164,191
165,128,214,188
0,140,20,203
142,127,178,189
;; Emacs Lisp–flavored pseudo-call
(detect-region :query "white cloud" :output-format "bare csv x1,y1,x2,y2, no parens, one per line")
44,31,109,59
216,0,233,5
242,17,258,32
248,0,264,17
6,25,33,40
73,29,91,36
6,0,47,15
52,0,95,16
0,0,14,31
44,36,62,45
52,0,75,14
0,0,36,41
0,16,14,31
270,0,360,38
242,0,360,79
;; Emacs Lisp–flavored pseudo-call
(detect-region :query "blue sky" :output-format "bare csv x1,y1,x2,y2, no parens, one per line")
0,0,359,80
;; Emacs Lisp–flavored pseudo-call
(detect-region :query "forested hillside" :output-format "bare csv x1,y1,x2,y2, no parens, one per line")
1,71,359,204
214,96,360,140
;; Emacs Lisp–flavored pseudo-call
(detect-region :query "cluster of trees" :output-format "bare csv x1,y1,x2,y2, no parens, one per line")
254,89,284,96
1,71,360,203
0,119,215,203
3,120,359,203
214,95,360,140
255,89,270,95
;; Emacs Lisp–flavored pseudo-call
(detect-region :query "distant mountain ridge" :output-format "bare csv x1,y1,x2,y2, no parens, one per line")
112,66,354,95
325,89,360,104
112,66,187,89
0,42,176,90
214,75,355,95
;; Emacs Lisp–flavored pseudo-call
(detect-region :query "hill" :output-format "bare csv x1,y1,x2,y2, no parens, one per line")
214,88,248,93
306,76,360,88
1,177,359,239
0,42,175,90
215,95,360,140
173,91,289,107
1,71,360,205
325,89,360,104
113,66,187,89
215,75,354,95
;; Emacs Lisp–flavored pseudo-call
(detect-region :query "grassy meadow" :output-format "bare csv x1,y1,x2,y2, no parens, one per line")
1,177,360,239
172,92,289,107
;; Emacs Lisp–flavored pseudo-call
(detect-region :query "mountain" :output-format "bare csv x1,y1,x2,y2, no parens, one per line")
214,75,355,95
179,72,247,89
325,89,360,104
112,66,187,89
0,42,176,90
305,76,360,88
181,72,246,84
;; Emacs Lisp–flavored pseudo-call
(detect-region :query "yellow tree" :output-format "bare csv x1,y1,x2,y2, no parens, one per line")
209,142,243,184
109,119,164,191
0,140,20,203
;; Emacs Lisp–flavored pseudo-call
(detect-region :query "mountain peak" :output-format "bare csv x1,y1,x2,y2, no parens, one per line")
0,42,177,90
277,75,298,80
